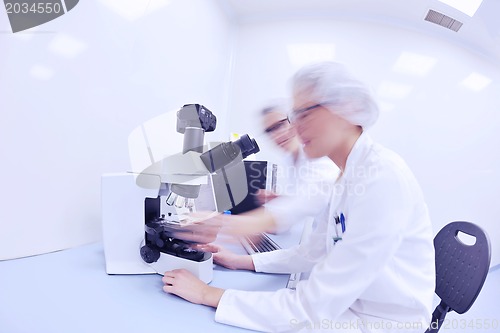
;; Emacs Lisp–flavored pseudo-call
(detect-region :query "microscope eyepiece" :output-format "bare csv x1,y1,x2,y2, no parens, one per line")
199,134,260,173
233,134,260,159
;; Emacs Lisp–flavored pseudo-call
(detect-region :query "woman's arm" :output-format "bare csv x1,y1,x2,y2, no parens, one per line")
197,244,255,271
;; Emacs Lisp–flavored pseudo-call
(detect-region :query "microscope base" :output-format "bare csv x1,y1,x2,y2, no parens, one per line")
145,246,214,283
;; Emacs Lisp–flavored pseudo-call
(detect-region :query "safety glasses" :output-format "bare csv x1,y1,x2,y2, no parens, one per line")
264,118,290,134
289,103,324,123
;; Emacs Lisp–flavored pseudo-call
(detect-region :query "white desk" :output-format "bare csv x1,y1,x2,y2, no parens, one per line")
0,228,303,333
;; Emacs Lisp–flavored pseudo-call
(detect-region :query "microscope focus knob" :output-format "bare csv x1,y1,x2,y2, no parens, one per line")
140,245,160,264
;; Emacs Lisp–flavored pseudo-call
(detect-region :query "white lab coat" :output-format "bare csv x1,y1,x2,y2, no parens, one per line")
264,149,338,233
215,133,435,332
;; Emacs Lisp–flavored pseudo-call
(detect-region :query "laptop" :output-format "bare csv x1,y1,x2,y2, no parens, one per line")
195,160,281,253
227,160,283,254
199,159,304,289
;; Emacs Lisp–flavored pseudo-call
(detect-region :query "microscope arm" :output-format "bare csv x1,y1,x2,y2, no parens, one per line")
160,151,210,185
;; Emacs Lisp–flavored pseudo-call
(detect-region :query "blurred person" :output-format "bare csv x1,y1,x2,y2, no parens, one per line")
162,62,435,333
254,102,339,231
156,102,334,243
255,103,309,205
203,102,338,237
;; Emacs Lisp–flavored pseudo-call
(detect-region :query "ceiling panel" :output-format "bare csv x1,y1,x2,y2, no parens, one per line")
217,0,500,62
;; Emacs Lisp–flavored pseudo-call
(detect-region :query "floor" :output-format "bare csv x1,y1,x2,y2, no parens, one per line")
432,265,500,333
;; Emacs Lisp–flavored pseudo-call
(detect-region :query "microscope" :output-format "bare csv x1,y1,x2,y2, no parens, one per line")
102,104,259,283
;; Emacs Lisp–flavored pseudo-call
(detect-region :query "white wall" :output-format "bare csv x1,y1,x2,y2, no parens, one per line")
2,3,498,266
227,18,500,266
0,0,233,259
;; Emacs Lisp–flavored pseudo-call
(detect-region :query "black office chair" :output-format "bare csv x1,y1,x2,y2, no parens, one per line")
425,221,491,333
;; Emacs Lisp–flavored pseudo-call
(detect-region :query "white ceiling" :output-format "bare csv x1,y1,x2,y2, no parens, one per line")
217,0,500,63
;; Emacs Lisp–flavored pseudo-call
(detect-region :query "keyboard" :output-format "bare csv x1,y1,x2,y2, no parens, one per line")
240,233,281,254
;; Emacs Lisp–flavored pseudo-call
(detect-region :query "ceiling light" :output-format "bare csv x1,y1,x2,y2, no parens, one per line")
438,0,483,17
392,52,437,77
48,33,87,58
461,72,491,91
98,0,170,22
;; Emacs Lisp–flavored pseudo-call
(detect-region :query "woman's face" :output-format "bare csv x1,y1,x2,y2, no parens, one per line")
292,90,350,159
262,111,297,152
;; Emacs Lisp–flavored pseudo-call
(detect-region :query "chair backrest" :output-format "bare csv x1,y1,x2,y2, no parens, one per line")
425,221,491,333
434,221,491,313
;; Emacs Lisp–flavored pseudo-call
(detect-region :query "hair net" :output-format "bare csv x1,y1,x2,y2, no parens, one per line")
291,61,379,129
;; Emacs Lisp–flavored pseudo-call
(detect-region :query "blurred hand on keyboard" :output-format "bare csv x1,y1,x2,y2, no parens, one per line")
166,211,222,243
196,244,255,271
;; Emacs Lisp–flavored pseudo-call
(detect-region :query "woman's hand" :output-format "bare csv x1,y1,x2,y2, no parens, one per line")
164,211,222,243
197,244,255,271
172,208,277,238
162,269,224,308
